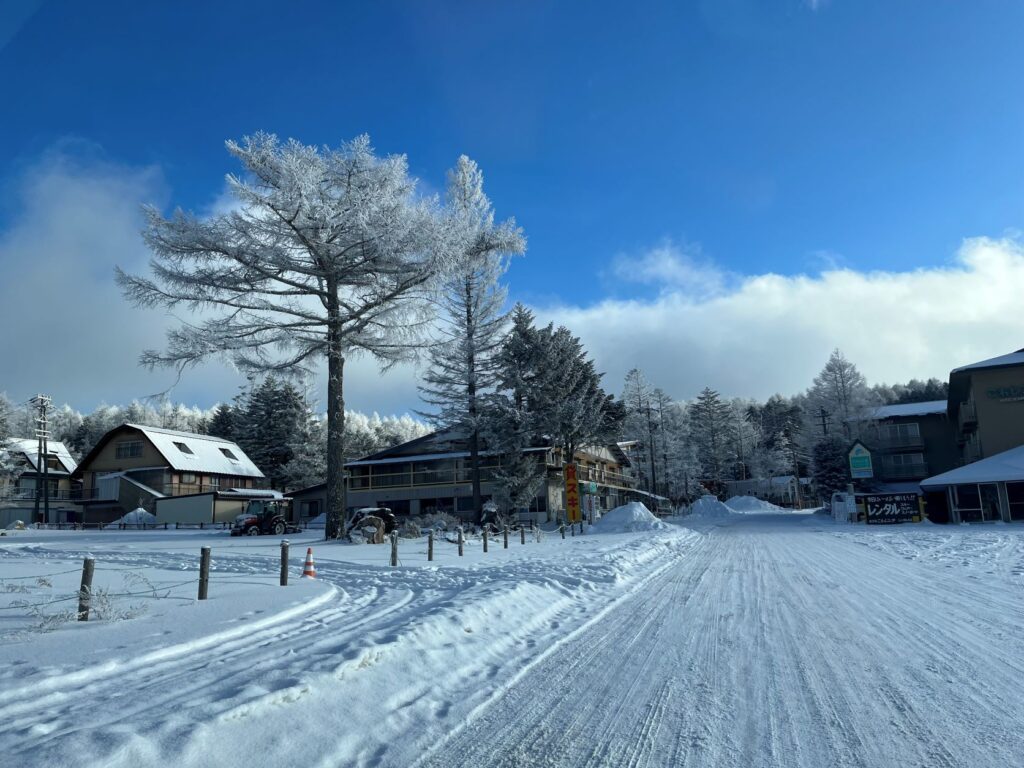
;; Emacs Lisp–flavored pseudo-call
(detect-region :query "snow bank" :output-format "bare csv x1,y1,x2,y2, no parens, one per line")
725,496,785,514
306,512,326,528
104,508,157,528
688,495,734,519
592,502,669,533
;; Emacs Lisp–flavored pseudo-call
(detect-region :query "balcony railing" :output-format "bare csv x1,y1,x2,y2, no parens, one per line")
0,489,77,502
879,463,929,480
348,464,637,492
871,434,924,450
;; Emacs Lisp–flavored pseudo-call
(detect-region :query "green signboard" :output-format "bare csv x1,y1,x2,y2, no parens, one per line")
848,441,873,479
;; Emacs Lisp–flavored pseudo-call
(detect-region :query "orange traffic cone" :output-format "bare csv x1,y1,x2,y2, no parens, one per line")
302,547,316,579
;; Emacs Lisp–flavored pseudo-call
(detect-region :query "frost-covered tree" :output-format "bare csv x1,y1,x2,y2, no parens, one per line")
621,369,658,493
806,349,875,441
281,411,327,491
418,156,525,521
118,134,452,538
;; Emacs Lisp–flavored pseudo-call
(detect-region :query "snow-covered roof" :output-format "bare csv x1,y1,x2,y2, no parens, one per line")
3,438,77,474
951,349,1024,375
869,400,948,420
920,444,1024,489
124,424,264,478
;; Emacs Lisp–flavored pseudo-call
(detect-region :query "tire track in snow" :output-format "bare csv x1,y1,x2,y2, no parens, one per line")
417,515,1024,768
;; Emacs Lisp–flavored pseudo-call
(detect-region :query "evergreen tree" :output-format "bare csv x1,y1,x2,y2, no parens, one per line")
418,156,525,522
689,387,733,492
206,403,237,441
486,305,547,515
812,436,850,499
235,377,308,490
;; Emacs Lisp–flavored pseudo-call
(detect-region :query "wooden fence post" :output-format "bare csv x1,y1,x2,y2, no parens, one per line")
198,546,211,600
570,521,575,537
428,530,434,562
520,526,526,545
503,526,509,549
280,540,289,586
458,527,464,557
390,532,399,567
77,557,95,621
560,523,565,539
483,528,489,553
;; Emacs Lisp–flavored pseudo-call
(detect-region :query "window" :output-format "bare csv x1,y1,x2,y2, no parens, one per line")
1007,483,1024,522
888,453,924,466
174,441,195,455
208,476,220,489
115,441,143,459
180,473,197,485
219,447,238,461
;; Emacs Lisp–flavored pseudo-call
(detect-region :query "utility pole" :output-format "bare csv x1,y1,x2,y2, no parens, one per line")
30,394,52,525
645,402,658,500
819,407,830,437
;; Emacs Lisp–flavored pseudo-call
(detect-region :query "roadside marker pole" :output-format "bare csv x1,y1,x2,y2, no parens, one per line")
280,540,289,586
428,530,434,562
560,524,565,540
520,526,526,545
458,527,464,557
483,528,489,553
390,533,399,567
503,527,509,549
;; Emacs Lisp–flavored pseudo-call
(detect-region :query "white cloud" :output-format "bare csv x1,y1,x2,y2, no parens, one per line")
608,240,730,296
3,145,1022,419
538,237,1024,401
0,148,422,417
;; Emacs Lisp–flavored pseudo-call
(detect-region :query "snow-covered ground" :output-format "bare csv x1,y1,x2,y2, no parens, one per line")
2,511,1023,767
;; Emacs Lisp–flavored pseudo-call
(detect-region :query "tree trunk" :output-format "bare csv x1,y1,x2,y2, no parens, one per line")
325,308,346,540
469,425,482,524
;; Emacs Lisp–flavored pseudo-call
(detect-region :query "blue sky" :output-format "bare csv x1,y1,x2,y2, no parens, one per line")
3,1,1024,413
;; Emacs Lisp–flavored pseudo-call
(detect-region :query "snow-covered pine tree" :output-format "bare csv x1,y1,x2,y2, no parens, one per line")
281,410,327,491
534,325,610,467
234,377,308,490
689,387,733,493
485,305,548,516
118,134,453,539
417,156,525,522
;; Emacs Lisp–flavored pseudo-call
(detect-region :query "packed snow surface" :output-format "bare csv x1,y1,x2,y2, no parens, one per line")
105,507,158,527
688,494,735,518
725,495,789,513
3,515,1024,766
592,501,668,533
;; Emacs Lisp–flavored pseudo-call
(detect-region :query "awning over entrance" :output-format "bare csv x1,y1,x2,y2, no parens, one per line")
920,444,1024,490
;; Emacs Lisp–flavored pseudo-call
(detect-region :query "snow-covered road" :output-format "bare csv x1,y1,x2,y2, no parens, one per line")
420,514,1024,768
3,513,1023,767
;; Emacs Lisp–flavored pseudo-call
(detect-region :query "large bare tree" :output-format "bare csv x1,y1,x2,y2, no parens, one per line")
118,134,450,538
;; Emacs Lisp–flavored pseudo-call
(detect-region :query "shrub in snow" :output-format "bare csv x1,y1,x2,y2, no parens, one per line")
105,508,158,528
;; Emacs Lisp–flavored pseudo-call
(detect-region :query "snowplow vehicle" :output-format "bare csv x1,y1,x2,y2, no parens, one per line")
230,499,299,536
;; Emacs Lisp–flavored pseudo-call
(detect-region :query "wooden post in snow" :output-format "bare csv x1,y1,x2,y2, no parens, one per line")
77,557,95,621
198,546,211,600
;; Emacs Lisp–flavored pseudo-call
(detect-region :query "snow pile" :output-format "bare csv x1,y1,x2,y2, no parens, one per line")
592,502,668,533
104,508,158,528
688,495,734,519
5,520,26,530
306,512,327,528
725,496,785,514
